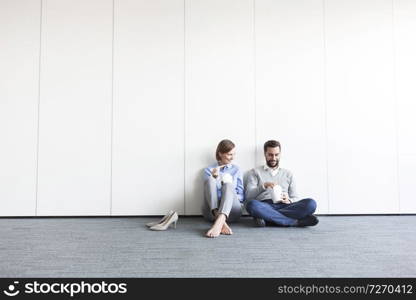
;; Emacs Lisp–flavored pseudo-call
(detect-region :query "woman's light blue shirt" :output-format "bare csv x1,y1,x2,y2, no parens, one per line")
203,163,244,203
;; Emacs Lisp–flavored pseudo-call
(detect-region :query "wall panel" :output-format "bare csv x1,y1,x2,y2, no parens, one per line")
37,0,113,215
0,0,40,216
395,0,416,213
112,0,185,215
256,0,328,213
184,0,255,214
325,0,398,213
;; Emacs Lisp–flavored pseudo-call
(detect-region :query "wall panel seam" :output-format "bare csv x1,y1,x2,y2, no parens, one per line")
392,0,401,213
110,0,115,215
253,0,257,167
183,0,187,215
322,0,330,214
35,0,44,216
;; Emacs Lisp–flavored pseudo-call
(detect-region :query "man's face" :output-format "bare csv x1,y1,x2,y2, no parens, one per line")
264,147,280,168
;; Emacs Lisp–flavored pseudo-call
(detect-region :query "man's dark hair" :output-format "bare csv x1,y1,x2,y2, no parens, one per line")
263,140,281,153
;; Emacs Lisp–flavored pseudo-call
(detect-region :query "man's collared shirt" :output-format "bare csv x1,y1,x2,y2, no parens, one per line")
264,165,280,177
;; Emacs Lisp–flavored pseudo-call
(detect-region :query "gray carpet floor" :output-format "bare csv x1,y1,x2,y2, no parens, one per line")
0,216,415,277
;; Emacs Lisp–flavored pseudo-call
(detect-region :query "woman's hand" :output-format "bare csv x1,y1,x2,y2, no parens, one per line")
211,168,219,178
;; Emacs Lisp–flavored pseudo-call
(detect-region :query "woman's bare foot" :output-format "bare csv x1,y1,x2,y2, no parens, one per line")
221,222,233,235
206,214,226,238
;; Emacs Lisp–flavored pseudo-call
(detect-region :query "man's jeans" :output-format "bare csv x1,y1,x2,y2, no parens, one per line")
245,198,317,226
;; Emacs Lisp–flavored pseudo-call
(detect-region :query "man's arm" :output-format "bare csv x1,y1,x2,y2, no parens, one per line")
235,169,244,203
245,169,266,201
288,172,299,202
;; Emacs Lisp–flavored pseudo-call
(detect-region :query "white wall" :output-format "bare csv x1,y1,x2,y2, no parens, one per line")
184,0,255,214
0,0,40,216
395,0,416,213
255,0,328,214
1,0,415,216
325,0,399,214
36,0,113,215
112,0,185,215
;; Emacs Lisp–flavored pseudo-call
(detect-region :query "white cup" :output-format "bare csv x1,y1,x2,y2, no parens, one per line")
221,173,233,184
271,185,282,203
281,191,289,202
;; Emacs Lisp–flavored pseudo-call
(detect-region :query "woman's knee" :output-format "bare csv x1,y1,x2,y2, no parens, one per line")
221,181,233,191
204,176,217,187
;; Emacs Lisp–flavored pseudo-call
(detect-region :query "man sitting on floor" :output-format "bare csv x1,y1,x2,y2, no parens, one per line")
245,140,319,227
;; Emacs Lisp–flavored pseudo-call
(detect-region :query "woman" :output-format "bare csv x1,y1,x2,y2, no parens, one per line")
203,139,244,238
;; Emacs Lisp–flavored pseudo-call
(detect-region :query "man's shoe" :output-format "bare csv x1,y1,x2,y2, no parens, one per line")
253,217,266,227
297,215,319,227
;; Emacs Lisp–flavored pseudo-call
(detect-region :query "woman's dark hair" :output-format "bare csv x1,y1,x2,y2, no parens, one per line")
216,139,235,161
263,140,281,153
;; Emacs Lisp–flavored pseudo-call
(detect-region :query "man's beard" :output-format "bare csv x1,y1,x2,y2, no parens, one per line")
266,159,279,168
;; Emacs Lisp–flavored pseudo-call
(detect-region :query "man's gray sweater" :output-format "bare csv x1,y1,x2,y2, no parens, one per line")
245,166,299,202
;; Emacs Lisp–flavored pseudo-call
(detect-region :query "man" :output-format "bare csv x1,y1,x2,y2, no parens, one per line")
245,140,318,227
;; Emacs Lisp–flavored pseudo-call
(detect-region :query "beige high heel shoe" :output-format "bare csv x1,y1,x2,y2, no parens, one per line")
150,211,178,231
146,210,174,227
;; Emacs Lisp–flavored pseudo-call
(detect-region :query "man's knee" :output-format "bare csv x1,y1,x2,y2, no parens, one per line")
245,199,262,213
303,198,317,213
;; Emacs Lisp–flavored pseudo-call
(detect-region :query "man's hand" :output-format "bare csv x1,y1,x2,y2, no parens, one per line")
264,182,276,189
280,192,291,204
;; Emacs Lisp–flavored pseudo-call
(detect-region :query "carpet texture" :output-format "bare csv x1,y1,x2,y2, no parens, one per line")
0,216,415,277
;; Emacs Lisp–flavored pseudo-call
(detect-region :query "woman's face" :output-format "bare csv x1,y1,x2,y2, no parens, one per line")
219,148,235,165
